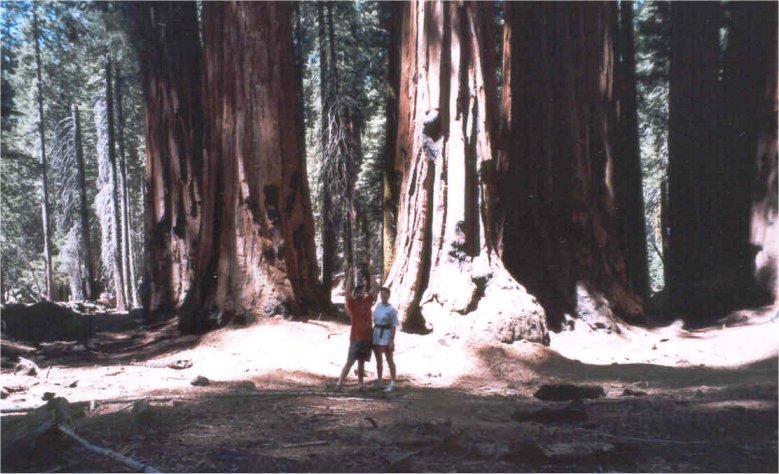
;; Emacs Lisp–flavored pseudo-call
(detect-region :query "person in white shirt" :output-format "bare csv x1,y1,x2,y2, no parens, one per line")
372,286,400,392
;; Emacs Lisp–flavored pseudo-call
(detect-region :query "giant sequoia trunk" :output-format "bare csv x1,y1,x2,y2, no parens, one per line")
497,2,644,330
135,1,204,320
136,1,326,331
385,1,548,344
667,2,723,314
719,1,778,305
177,1,326,331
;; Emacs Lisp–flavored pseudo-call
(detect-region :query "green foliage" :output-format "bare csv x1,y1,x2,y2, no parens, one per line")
300,0,389,272
1,1,145,302
635,1,671,293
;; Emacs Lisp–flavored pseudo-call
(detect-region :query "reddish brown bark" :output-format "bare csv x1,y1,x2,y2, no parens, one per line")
386,1,548,344
183,1,326,330
498,2,644,330
136,1,326,331
135,1,204,321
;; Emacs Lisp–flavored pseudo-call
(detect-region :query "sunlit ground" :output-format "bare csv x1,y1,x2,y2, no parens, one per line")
3,303,777,413
550,304,779,369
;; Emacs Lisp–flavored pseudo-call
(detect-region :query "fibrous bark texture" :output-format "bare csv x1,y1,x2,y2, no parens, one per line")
136,1,204,321
497,2,644,330
184,1,326,330
136,1,325,332
720,1,778,305
385,1,548,344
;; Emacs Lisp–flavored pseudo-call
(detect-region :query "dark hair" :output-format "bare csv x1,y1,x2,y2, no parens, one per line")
355,285,366,292
380,287,390,293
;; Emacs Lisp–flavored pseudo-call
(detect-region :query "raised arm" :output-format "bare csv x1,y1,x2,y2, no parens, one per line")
344,267,355,299
367,263,379,301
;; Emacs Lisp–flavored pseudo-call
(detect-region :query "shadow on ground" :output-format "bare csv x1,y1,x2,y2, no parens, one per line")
2,358,777,473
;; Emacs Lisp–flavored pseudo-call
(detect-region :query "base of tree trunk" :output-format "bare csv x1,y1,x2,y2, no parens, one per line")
418,259,550,346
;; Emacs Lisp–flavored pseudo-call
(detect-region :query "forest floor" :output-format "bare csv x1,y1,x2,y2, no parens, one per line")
1,302,777,473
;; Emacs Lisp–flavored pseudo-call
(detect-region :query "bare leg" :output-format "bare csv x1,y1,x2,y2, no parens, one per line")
357,359,365,388
374,348,383,383
386,351,397,384
337,355,357,386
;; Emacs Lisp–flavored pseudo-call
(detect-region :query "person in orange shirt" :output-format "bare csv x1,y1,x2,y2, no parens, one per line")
336,264,378,390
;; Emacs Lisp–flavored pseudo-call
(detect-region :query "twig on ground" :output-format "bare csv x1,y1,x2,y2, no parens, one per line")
574,427,710,445
2,389,382,415
58,424,161,472
264,440,329,449
304,320,330,329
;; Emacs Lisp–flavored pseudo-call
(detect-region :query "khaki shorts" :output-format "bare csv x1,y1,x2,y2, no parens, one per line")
348,340,373,362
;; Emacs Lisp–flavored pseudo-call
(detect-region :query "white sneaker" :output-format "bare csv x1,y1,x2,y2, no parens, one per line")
384,381,396,393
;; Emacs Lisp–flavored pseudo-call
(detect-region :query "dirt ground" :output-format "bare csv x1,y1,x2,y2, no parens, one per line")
1,303,777,472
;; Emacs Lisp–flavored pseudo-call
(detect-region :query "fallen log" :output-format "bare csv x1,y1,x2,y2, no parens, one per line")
1,397,69,458
1,396,161,472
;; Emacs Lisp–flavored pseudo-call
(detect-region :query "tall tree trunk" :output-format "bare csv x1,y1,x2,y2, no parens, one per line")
32,6,52,301
72,104,95,300
385,1,548,344
134,1,204,320
326,1,355,271
326,2,340,96
318,1,336,294
115,66,138,307
381,1,402,278
498,2,644,330
104,58,127,310
615,1,650,302
667,2,721,314
720,1,778,305
177,1,326,331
